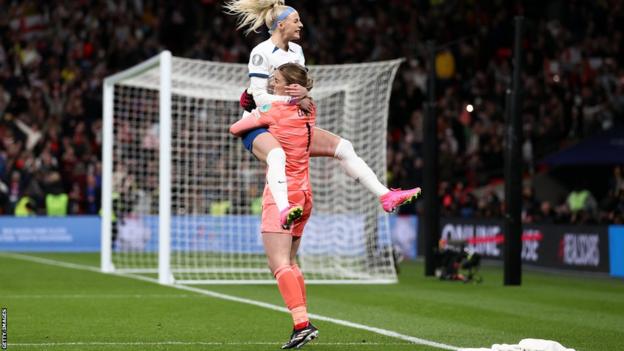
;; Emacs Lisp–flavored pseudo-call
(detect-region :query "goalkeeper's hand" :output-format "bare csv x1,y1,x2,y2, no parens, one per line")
239,89,256,112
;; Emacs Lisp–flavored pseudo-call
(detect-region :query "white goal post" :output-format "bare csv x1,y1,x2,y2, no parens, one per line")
101,51,403,285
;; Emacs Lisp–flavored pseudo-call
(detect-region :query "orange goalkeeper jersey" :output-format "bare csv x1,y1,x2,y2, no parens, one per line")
230,102,316,191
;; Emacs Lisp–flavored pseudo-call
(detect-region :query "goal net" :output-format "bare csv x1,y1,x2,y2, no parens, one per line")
101,51,403,284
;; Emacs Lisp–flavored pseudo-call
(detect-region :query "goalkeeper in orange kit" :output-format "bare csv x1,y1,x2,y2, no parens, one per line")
230,62,318,349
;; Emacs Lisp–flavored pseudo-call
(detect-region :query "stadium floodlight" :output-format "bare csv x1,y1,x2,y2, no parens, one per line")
101,51,403,285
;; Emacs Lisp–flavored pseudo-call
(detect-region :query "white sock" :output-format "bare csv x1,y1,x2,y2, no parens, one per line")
266,148,290,212
333,139,389,197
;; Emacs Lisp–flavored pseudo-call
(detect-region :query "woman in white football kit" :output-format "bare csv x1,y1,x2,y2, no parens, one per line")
225,0,421,229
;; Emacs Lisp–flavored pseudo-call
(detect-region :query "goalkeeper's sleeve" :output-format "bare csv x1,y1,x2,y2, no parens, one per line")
229,109,272,137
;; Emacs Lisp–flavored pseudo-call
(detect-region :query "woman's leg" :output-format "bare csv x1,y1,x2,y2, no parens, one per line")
251,133,290,213
289,236,302,265
263,232,293,273
263,233,309,329
310,127,389,196
289,236,306,305
251,132,280,162
309,127,422,212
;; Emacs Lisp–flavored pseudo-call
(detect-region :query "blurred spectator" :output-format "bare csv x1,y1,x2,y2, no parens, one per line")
0,0,621,225
14,195,36,217
85,174,100,215
521,186,539,223
534,201,556,224
45,172,68,216
567,185,597,216
610,166,624,193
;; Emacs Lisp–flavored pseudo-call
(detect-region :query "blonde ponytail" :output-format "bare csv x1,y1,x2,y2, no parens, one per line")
223,0,290,35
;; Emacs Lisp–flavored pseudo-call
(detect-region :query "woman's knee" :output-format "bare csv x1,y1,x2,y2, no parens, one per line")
333,138,355,161
268,258,292,274
266,148,286,166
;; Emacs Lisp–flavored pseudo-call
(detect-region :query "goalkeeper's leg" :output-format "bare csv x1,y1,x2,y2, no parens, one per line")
263,232,317,349
263,233,308,326
290,232,306,305
310,128,421,212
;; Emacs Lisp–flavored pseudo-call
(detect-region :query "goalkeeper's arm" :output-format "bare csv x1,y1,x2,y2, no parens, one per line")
229,110,270,137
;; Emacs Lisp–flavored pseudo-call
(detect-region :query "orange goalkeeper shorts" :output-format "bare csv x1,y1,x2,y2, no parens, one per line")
261,189,313,236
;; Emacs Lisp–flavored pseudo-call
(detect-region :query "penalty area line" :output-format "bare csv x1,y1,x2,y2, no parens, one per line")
1,253,460,351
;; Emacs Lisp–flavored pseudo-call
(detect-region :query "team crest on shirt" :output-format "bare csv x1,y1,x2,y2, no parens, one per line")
259,104,272,112
252,54,263,66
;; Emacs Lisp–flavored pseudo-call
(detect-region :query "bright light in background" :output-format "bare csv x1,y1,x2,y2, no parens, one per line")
553,74,560,83
466,104,474,113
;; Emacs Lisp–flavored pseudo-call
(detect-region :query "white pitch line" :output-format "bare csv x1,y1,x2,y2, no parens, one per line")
2,294,198,299
1,253,460,351
9,341,414,347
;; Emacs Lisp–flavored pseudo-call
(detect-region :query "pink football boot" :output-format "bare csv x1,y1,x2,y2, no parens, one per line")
379,187,422,212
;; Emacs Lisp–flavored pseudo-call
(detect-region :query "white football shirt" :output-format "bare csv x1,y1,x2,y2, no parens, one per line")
247,38,306,106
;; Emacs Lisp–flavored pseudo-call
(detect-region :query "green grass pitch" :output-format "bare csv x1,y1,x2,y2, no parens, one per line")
0,252,622,350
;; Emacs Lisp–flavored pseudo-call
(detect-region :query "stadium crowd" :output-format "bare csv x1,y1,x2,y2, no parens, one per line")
0,0,622,224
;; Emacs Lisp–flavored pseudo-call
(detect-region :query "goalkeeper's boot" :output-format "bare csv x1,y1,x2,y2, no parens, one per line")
380,187,422,212
280,205,303,230
281,323,318,349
